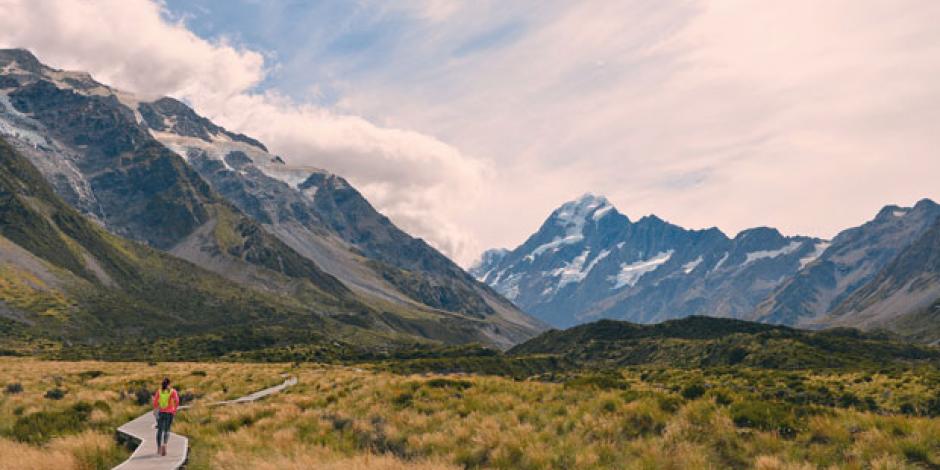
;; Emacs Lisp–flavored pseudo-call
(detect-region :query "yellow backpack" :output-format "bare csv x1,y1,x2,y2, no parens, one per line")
158,389,172,408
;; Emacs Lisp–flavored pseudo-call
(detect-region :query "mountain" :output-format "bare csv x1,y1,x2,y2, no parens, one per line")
825,215,940,339
508,316,940,369
752,199,940,326
0,133,381,356
472,194,824,327
0,48,543,348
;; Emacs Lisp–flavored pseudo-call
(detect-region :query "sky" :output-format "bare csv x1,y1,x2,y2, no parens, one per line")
1,0,939,266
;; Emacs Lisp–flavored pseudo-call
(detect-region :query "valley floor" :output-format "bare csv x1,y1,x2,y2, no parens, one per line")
0,358,938,469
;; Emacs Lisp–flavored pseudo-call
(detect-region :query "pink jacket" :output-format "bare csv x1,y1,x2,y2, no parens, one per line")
152,388,179,414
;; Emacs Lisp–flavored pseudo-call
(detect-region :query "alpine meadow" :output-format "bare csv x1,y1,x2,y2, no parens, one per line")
1,1,940,469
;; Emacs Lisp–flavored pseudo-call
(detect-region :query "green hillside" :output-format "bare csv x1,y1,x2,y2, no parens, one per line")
508,316,940,370
0,136,509,359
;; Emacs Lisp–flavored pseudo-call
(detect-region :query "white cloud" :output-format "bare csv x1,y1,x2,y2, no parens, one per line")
2,0,940,268
333,0,940,256
0,0,486,263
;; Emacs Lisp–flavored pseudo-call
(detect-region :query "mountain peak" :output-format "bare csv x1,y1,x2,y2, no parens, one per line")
734,226,783,241
0,48,42,73
551,193,616,225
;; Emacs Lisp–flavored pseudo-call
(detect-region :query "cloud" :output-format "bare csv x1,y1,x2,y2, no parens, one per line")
2,0,940,267
327,0,940,256
0,0,486,263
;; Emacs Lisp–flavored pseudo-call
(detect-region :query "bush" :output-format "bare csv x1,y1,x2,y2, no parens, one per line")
5,382,23,394
424,378,473,390
78,370,103,380
191,370,207,377
44,388,66,400
565,372,630,390
134,387,152,406
730,400,797,438
11,402,92,444
681,382,707,400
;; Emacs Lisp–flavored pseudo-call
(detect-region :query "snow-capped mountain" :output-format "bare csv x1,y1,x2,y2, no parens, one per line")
471,194,825,327
0,48,544,348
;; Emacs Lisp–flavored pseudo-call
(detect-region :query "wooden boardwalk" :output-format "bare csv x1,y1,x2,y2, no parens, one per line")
113,377,297,470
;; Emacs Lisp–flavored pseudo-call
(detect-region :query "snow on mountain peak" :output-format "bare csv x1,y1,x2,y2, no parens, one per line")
554,193,611,224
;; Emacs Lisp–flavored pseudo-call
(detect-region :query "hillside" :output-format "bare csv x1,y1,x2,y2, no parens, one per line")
509,316,940,369
0,135,533,358
826,216,940,339
0,48,543,348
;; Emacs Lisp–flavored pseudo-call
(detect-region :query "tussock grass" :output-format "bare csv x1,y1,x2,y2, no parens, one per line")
2,358,939,469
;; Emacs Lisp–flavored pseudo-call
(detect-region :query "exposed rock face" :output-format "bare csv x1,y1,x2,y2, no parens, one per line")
0,48,544,348
825,214,940,333
752,199,940,326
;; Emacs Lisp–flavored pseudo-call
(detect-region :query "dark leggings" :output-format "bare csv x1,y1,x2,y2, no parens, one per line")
156,412,174,446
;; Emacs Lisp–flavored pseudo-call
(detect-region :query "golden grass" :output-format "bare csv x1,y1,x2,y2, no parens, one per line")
1,358,938,469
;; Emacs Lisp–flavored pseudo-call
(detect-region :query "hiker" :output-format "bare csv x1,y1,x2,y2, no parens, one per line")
152,377,179,457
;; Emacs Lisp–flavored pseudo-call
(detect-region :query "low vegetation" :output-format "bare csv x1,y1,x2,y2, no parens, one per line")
2,357,939,469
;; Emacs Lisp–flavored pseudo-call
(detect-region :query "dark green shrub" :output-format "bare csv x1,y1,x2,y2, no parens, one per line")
392,391,413,408
4,382,23,394
134,388,151,406
78,370,103,380
730,400,797,438
424,378,472,390
191,370,207,377
899,402,917,415
44,388,66,400
565,372,629,390
681,383,706,400
838,391,862,409
657,395,683,413
11,402,92,444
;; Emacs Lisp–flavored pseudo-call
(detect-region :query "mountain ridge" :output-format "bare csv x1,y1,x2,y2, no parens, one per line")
0,48,544,349
474,193,940,342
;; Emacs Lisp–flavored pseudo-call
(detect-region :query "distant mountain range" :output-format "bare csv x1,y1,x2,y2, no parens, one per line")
0,48,544,354
472,194,940,342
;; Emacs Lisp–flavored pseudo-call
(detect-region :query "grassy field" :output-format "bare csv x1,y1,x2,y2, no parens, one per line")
1,358,939,469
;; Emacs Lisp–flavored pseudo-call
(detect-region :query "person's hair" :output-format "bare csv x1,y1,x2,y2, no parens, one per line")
161,377,170,390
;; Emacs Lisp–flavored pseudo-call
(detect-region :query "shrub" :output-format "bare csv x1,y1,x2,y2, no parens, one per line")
134,388,151,406
5,382,23,394
180,391,197,406
392,391,413,408
899,402,917,416
78,370,103,380
44,388,66,400
730,400,797,438
11,402,92,444
838,391,862,409
424,378,472,390
191,370,207,377
681,383,706,400
657,395,684,413
565,372,630,390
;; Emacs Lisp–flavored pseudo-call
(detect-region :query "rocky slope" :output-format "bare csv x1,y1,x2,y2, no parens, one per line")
0,134,365,352
0,48,543,348
472,194,824,327
825,215,940,337
752,199,940,326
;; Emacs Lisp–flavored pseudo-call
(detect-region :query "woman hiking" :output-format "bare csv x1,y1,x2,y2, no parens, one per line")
152,377,179,456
